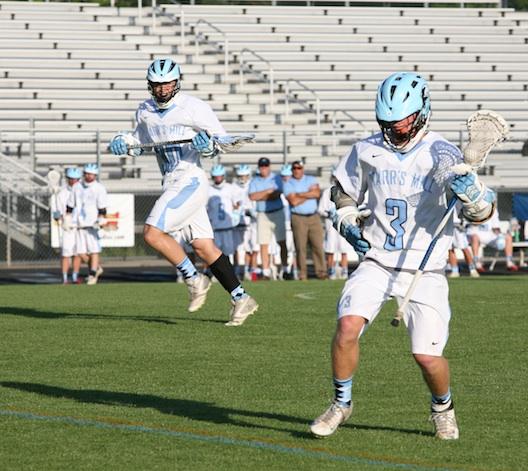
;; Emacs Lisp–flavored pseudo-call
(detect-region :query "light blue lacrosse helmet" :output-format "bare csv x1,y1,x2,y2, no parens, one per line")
147,58,181,109
280,164,292,177
83,163,99,175
375,72,431,153
65,167,82,179
235,164,251,176
211,164,226,177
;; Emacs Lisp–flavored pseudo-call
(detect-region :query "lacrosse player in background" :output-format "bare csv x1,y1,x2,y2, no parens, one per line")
108,58,257,326
466,206,518,272
232,164,259,281
64,164,107,285
206,164,240,277
318,168,352,280
51,167,82,284
446,205,480,278
311,72,497,441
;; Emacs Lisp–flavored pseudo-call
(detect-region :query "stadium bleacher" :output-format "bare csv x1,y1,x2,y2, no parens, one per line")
0,0,527,194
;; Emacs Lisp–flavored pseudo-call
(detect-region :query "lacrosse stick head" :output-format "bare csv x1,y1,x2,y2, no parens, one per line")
46,170,61,194
215,133,256,153
462,110,508,170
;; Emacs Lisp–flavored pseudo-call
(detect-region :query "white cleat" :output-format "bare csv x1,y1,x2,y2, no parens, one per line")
430,408,459,440
310,400,353,438
469,268,480,278
86,275,97,285
447,271,460,278
95,266,104,281
185,274,211,312
225,295,258,326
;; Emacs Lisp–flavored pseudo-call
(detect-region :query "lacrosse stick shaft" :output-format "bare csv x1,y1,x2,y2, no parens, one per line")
391,196,457,327
128,138,191,150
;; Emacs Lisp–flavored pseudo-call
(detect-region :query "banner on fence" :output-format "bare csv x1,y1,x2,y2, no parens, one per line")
51,194,135,248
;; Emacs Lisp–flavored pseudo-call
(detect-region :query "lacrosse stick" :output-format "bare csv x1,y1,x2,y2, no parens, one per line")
391,110,508,327
47,170,63,246
127,133,256,153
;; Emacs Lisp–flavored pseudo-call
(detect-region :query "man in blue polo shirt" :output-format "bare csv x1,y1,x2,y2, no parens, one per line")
248,157,289,280
283,160,326,280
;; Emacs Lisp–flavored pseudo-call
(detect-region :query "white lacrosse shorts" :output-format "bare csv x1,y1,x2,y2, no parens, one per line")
146,164,212,236
76,227,101,255
337,259,451,356
451,227,469,250
61,229,78,257
324,223,352,255
467,230,503,249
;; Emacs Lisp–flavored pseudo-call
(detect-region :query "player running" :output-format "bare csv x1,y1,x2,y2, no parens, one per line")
108,58,257,326
310,72,496,440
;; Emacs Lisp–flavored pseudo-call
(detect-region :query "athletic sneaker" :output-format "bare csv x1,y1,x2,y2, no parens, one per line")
310,400,353,438
507,263,519,272
469,268,480,278
476,263,486,273
95,266,104,281
447,271,460,278
225,295,258,326
86,275,97,285
185,274,211,312
430,408,459,440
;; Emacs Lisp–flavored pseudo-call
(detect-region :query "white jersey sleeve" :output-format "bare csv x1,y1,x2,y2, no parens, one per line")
336,132,461,271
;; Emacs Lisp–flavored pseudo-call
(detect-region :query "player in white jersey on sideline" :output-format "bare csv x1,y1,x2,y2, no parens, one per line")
318,168,353,280
64,164,107,285
310,72,497,441
51,167,82,284
446,206,479,278
232,164,258,281
206,164,240,271
466,206,518,272
108,58,257,326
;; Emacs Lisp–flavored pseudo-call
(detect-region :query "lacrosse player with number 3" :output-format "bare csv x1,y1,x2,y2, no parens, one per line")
311,72,498,441
108,59,257,325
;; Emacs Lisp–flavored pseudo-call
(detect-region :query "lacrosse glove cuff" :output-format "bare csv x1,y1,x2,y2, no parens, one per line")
109,133,142,157
450,172,496,222
333,206,372,256
192,130,218,159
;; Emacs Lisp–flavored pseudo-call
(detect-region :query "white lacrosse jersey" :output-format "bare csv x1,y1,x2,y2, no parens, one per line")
233,181,255,227
334,131,462,271
52,185,76,217
68,180,108,228
207,182,240,230
131,93,226,176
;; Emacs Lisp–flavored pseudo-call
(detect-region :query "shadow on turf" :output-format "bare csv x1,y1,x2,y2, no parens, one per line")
0,306,177,325
0,381,432,437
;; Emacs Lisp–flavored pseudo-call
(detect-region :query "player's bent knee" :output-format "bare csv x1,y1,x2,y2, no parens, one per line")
336,315,365,343
413,353,443,369
143,224,162,248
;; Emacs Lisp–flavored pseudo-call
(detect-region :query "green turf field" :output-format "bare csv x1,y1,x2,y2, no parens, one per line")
0,278,526,470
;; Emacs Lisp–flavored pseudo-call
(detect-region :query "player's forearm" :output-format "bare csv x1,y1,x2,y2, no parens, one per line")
249,189,274,201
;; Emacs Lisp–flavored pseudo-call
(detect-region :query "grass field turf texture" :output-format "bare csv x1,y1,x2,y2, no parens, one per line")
0,277,525,471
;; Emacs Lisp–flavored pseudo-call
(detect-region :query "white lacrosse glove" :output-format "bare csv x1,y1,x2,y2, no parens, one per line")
191,130,217,158
332,205,372,256
62,214,74,231
450,171,495,222
109,132,142,157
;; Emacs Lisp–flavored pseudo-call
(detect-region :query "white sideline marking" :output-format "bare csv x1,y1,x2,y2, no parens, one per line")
294,293,315,300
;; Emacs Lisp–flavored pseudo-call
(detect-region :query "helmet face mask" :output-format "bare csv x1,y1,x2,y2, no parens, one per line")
146,59,181,109
375,72,431,153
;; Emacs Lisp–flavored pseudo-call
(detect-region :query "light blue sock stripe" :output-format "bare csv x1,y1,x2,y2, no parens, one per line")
176,257,197,280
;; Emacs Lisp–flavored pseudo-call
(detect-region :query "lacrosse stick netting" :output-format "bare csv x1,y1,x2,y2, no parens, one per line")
128,133,256,153
391,110,509,327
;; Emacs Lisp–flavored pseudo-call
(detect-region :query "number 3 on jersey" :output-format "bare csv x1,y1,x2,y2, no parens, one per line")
384,198,407,251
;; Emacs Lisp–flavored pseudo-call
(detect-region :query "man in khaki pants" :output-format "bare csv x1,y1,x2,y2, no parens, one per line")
283,161,326,280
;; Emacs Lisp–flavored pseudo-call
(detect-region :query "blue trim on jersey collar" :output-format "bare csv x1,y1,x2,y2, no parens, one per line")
394,140,426,162
155,104,176,116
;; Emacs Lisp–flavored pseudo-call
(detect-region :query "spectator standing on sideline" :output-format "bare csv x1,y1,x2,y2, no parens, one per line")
283,160,326,280
108,58,257,326
51,167,82,284
446,206,479,278
248,157,289,280
64,164,107,285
